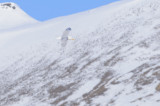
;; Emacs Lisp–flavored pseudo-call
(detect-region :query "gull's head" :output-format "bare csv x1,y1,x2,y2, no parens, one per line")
66,27,72,31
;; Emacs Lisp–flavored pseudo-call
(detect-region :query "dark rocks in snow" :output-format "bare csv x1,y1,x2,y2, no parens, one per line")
1,3,16,10
2,3,12,7
12,6,16,9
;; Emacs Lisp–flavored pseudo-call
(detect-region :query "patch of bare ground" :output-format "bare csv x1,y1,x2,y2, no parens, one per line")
121,63,155,90
150,55,160,60
48,83,75,98
60,101,80,106
82,71,113,104
59,63,78,79
80,56,100,71
0,86,33,106
107,89,126,106
50,93,73,105
107,46,121,55
156,83,160,91
130,63,151,75
130,93,154,103
108,99,115,106
134,76,154,91
134,76,154,88
104,53,123,67
131,64,160,91
48,83,77,105
152,66,160,80
111,79,121,85
59,52,90,77
116,63,150,81
0,67,38,98
0,58,61,105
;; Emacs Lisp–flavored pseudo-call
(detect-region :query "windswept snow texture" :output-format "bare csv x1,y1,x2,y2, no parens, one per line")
1,0,160,106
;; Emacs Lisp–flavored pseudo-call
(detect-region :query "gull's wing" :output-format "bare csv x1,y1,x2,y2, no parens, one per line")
62,27,72,38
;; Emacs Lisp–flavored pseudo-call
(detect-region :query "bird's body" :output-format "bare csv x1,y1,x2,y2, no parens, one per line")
57,27,74,47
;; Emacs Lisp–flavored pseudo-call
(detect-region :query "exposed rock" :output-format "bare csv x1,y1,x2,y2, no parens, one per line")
1,3,16,9
156,83,160,91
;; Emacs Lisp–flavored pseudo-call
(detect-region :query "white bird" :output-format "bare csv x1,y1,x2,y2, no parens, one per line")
57,27,74,47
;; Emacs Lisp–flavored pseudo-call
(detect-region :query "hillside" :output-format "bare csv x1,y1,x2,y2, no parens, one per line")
0,2,37,31
0,0,160,106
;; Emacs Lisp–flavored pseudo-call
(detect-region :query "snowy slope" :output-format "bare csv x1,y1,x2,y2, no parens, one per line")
0,2,38,31
1,0,160,106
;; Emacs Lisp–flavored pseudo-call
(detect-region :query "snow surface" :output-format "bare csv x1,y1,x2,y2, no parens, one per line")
1,0,160,106
0,2,38,31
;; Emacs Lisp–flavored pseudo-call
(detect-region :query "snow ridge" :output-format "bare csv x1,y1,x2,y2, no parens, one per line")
0,2,38,31
0,2,17,10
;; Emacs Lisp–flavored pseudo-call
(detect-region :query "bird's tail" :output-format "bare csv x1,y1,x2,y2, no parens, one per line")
68,36,75,40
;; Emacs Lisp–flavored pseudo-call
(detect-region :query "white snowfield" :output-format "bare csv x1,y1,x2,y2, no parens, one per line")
0,2,38,31
0,0,160,106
